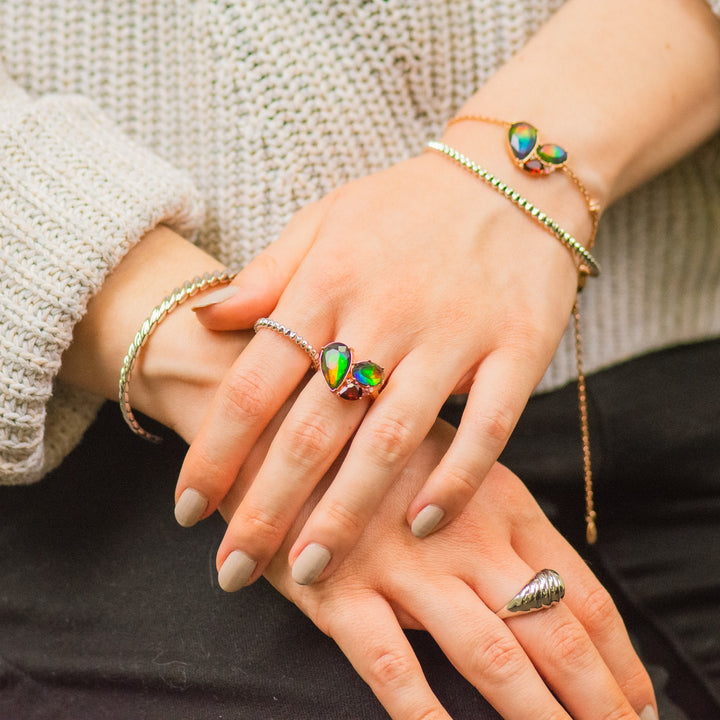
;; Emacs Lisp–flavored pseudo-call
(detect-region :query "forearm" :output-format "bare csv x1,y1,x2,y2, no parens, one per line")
445,0,720,209
59,226,248,441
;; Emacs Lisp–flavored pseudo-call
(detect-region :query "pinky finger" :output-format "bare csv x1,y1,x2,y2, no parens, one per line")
408,350,540,538
325,594,451,720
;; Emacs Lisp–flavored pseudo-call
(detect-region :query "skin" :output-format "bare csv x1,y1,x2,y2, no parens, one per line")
59,226,656,718
180,0,720,591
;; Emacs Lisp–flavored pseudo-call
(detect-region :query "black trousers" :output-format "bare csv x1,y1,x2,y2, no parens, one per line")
1,340,718,719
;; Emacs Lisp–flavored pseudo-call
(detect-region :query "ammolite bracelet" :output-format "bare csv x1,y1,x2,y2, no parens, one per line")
119,269,237,443
446,115,601,252
426,140,598,544
426,141,600,279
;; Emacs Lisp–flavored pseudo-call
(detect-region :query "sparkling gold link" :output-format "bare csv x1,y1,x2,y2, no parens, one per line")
426,141,600,277
446,115,601,250
427,138,598,545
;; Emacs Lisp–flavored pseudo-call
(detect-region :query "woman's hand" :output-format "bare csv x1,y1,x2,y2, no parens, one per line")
179,148,582,587
177,0,720,590
218,417,657,720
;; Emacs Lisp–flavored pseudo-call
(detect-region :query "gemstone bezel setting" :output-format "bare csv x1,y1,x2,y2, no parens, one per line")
319,343,386,401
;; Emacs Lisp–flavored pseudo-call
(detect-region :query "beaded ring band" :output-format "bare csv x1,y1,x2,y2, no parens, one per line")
119,269,237,443
254,317,320,370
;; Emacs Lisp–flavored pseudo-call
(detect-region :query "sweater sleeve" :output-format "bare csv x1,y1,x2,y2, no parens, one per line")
0,67,204,485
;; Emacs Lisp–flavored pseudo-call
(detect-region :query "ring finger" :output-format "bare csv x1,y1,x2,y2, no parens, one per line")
469,556,641,719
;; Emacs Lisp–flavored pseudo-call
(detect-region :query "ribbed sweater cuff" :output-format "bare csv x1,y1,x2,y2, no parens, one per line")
0,79,204,484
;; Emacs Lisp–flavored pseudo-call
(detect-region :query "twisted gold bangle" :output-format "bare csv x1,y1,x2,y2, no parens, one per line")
119,269,237,442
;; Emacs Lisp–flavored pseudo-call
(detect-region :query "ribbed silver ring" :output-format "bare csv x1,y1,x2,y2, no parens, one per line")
496,569,565,620
254,317,320,370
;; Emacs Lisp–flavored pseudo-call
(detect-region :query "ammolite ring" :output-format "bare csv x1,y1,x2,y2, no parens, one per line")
254,318,320,370
320,341,386,401
496,569,565,620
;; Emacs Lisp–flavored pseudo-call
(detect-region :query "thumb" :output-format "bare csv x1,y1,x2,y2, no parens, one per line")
192,199,326,330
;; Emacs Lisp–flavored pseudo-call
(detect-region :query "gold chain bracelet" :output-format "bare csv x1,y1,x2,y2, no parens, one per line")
426,138,599,544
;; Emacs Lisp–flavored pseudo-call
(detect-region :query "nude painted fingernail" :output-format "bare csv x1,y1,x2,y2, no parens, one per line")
190,285,239,310
411,504,445,538
292,543,331,585
174,488,208,527
640,705,658,720
218,550,257,592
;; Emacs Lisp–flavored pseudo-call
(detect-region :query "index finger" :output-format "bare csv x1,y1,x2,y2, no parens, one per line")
176,328,316,522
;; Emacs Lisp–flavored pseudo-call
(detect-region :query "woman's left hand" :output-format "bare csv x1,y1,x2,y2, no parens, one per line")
178,146,583,587
217,418,656,720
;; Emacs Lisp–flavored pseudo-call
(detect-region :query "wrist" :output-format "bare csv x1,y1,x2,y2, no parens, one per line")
59,225,249,442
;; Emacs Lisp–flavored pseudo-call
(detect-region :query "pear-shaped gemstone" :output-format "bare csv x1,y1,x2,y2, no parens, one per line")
338,383,363,401
508,122,537,161
321,342,351,390
523,158,545,175
352,361,384,387
537,143,567,167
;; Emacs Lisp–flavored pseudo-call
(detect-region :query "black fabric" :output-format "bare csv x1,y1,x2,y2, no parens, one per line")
0,409,499,719
0,339,719,718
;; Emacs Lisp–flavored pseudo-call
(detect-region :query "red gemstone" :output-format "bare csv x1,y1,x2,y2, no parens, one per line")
338,383,362,401
523,158,546,175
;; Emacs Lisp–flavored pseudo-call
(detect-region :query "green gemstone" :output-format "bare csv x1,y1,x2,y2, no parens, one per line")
321,342,351,390
352,361,384,387
508,122,537,161
537,143,567,166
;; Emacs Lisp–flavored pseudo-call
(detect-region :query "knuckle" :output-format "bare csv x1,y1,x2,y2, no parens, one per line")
618,663,656,709
241,505,286,546
184,441,224,487
284,412,335,469
581,584,621,638
442,462,481,497
323,498,365,536
545,618,596,671
366,649,418,691
368,414,415,469
413,710,450,720
473,400,516,450
469,633,527,684
222,368,274,422
596,707,640,720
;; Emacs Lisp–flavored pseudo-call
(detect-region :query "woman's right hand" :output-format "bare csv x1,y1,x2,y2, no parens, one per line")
220,417,657,720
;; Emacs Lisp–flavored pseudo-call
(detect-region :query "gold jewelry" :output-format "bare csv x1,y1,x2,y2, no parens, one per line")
426,141,599,279
446,115,600,253
426,140,598,544
119,269,237,442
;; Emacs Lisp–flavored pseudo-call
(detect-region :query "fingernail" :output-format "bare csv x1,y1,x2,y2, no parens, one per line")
191,285,239,310
640,706,658,720
292,543,331,585
174,488,208,527
411,504,445,538
218,550,257,592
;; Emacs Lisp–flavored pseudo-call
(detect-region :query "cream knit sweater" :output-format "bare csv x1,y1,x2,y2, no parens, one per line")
1,1,719,484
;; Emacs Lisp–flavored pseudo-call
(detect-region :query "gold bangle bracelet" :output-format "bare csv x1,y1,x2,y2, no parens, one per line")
118,269,237,443
427,140,598,544
446,114,601,252
426,141,600,279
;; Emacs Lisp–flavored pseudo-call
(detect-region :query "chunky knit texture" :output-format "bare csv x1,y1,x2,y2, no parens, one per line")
0,0,719,483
